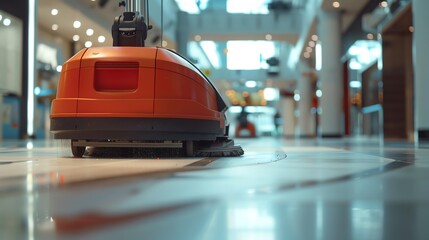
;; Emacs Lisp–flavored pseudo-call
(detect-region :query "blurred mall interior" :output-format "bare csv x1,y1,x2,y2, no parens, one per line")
0,0,427,141
1,0,429,239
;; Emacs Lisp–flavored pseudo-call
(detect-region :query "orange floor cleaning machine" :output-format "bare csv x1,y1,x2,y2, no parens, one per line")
50,0,244,158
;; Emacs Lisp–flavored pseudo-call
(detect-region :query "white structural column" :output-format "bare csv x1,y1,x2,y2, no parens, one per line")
280,97,295,137
412,0,429,141
0,96,2,141
318,10,343,137
176,11,190,58
297,62,314,137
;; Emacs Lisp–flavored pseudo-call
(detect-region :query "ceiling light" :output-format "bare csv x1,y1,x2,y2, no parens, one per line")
51,24,59,31
73,35,80,41
86,28,94,36
380,1,388,8
293,90,301,102
265,34,272,41
303,52,310,58
56,65,62,72
306,46,313,52
0,15,2,21
294,93,300,101
162,40,168,47
263,88,279,101
409,26,414,33
311,35,318,41
98,35,106,43
34,86,41,96
194,35,201,41
73,20,81,29
367,33,374,40
245,81,257,88
51,9,58,16
309,41,315,47
3,18,11,26
332,1,340,8
84,41,92,48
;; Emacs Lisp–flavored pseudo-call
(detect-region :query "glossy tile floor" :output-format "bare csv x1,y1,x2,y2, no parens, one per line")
1,137,428,240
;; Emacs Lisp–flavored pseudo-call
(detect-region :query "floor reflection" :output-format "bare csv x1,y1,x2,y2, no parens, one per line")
226,202,275,240
0,138,428,239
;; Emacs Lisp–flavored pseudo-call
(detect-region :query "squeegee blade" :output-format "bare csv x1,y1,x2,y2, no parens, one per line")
194,138,244,157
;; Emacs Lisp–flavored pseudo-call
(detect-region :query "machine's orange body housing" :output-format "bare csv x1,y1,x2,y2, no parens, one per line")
51,47,228,142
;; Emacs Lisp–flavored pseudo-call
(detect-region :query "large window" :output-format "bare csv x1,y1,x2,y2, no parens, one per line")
227,0,269,14
227,41,275,70
347,40,381,70
174,0,270,14
174,0,209,13
0,10,23,95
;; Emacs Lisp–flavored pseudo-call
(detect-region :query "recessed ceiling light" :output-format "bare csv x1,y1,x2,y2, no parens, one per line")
162,40,168,47
311,35,318,41
51,9,58,16
85,41,92,48
3,18,11,26
245,81,257,88
380,1,388,8
304,52,310,58
73,35,80,41
0,15,3,21
265,34,272,41
194,35,201,41
51,24,59,31
73,20,81,29
409,26,414,33
309,41,315,47
333,1,340,8
86,28,94,36
367,33,374,40
98,35,106,43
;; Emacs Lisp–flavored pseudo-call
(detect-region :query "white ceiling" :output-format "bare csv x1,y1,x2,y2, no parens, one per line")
38,0,118,47
322,0,371,32
37,0,371,53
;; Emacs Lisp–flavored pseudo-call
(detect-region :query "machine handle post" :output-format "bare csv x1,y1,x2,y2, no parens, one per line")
125,0,134,12
124,0,142,13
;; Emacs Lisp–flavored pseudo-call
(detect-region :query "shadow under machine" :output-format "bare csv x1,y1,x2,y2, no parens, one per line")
50,0,243,157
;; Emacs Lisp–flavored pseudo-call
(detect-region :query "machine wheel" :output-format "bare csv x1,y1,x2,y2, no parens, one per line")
71,140,85,157
185,141,194,157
